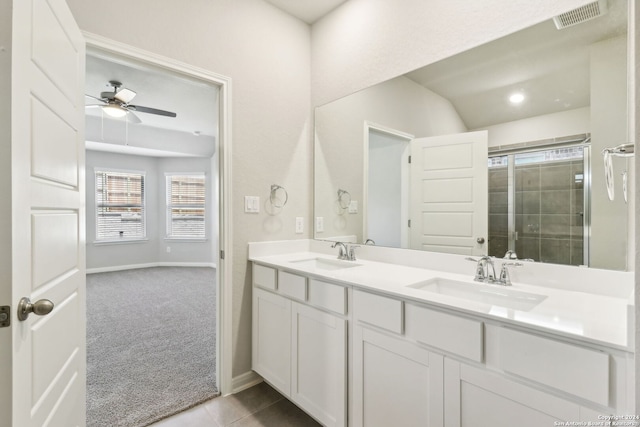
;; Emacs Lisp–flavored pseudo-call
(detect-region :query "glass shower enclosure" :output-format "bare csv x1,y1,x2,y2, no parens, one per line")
488,143,590,266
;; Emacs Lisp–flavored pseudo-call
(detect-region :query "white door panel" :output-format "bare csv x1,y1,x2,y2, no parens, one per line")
410,131,488,256
11,0,86,426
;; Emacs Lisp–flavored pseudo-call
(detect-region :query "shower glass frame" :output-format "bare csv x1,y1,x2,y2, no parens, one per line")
488,141,591,267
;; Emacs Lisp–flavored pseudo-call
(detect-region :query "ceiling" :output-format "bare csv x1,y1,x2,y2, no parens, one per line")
405,0,627,129
263,0,349,24
85,0,626,157
85,52,218,157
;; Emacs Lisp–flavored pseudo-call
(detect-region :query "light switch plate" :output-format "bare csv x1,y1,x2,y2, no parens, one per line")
348,200,358,214
295,217,304,234
316,216,324,233
244,196,260,213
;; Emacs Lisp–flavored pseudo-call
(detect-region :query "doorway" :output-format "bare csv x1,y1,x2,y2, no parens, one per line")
83,35,232,426
364,124,413,248
488,140,590,266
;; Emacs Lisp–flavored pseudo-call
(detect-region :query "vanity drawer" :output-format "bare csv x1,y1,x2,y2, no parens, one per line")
353,290,403,334
308,279,347,315
278,271,307,301
487,326,609,406
405,303,483,362
253,264,277,290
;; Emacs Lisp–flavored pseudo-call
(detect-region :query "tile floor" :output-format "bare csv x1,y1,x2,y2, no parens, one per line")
150,382,321,427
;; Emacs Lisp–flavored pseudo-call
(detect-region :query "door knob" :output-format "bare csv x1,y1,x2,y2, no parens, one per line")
476,237,486,244
17,297,54,321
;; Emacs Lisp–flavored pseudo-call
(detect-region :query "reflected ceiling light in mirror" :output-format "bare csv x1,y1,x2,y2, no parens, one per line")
509,92,525,104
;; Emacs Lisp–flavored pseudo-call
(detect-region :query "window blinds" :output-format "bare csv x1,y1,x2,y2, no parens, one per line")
95,170,146,240
166,174,206,239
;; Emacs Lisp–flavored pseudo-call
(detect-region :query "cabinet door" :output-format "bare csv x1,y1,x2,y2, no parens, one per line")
352,325,444,427
444,359,580,427
252,288,291,395
291,303,347,427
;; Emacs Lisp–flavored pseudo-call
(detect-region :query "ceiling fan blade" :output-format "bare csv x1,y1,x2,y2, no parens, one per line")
115,88,137,104
126,111,142,124
128,104,177,117
85,94,107,104
85,105,103,109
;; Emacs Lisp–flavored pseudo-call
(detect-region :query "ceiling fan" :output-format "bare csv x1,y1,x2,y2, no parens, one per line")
85,80,177,123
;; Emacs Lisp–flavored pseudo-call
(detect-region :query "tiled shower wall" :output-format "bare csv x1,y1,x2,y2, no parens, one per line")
488,160,584,266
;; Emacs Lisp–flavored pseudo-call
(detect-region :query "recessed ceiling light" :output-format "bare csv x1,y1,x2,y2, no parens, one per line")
509,92,525,104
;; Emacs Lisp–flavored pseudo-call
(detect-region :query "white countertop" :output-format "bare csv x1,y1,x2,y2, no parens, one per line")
250,251,633,352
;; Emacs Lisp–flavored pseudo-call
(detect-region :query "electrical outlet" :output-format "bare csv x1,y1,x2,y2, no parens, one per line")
295,217,304,234
316,216,324,233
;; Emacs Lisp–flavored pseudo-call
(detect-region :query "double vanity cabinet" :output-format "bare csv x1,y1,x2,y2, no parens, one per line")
250,252,634,427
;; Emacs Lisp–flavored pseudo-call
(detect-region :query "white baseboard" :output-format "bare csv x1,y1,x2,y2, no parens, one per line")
87,262,216,274
230,371,263,395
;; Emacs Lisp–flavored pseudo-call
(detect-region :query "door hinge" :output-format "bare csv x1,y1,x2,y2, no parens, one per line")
220,250,225,260
0,306,10,328
408,219,411,228
408,155,412,164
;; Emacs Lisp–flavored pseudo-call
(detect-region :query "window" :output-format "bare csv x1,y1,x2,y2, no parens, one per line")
166,174,206,239
95,170,146,241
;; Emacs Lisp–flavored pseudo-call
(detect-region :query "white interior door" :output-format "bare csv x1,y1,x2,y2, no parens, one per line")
11,0,86,426
410,131,488,256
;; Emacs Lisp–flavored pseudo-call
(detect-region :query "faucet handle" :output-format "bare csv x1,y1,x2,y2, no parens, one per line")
347,244,360,261
502,262,523,267
499,262,522,286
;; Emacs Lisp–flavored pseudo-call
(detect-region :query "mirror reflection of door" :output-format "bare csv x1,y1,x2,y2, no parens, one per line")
366,127,412,248
409,131,488,256
488,139,590,266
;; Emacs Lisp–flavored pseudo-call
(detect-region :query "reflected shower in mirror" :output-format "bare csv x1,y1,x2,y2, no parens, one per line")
314,0,630,270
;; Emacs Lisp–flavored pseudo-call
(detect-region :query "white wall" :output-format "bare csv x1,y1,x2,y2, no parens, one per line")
67,0,312,380
590,36,629,270
85,151,215,270
311,0,594,107
477,107,591,148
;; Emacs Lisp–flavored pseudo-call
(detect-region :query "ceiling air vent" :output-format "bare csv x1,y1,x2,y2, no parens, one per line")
553,0,608,30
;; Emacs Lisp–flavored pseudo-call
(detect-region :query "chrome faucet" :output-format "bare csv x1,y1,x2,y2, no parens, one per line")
331,242,359,261
465,255,496,283
466,256,523,286
332,242,348,260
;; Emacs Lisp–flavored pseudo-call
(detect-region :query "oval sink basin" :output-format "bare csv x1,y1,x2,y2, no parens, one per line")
407,277,546,311
290,257,361,271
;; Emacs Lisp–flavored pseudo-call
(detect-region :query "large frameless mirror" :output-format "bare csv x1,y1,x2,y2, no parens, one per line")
314,0,630,271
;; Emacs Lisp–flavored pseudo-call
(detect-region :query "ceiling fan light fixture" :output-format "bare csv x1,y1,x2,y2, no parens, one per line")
102,104,127,118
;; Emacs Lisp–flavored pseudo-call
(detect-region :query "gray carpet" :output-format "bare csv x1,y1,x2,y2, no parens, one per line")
86,267,219,427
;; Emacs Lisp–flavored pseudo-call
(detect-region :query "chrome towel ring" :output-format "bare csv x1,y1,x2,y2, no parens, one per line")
270,184,288,208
